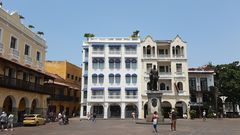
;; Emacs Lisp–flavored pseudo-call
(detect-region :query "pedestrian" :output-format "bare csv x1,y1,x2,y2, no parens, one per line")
58,112,62,125
152,111,159,133
87,112,90,121
8,113,14,131
202,110,206,121
0,112,8,131
171,109,177,131
131,111,136,120
92,113,96,123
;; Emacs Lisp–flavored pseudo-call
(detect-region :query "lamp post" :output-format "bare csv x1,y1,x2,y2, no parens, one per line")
220,96,227,118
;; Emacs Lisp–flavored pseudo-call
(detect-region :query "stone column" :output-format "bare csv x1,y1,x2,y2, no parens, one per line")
121,103,125,119
80,105,84,118
103,103,108,119
25,108,31,114
12,107,18,123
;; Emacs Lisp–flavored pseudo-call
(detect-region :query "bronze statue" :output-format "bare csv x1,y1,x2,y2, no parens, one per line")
148,65,159,91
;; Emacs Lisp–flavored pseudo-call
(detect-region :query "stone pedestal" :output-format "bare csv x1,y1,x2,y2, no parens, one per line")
146,90,164,122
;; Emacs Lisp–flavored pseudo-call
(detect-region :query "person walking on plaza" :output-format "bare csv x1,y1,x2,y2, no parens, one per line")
58,112,63,125
171,109,177,131
87,112,91,121
8,113,14,131
152,111,159,133
203,110,206,121
131,111,136,121
92,113,96,123
0,112,8,131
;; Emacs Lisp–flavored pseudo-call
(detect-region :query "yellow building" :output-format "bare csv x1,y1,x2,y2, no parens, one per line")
0,7,54,122
45,61,81,117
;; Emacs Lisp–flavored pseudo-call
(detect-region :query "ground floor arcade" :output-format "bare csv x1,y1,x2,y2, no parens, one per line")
80,102,141,119
0,87,49,123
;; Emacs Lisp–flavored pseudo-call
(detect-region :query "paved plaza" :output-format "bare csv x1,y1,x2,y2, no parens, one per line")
0,118,240,135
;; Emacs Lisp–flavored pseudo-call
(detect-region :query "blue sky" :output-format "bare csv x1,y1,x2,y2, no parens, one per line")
3,0,240,67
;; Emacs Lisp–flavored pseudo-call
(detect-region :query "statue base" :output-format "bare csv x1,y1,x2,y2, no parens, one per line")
146,90,164,122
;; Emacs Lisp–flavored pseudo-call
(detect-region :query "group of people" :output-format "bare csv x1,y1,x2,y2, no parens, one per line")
87,112,97,122
0,111,14,131
57,112,69,125
152,109,177,133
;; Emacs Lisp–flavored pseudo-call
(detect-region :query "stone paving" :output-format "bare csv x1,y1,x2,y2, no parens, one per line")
0,118,240,135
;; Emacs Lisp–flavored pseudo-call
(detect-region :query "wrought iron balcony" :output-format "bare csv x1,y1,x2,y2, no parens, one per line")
0,75,52,94
0,43,3,54
24,55,32,65
10,48,19,60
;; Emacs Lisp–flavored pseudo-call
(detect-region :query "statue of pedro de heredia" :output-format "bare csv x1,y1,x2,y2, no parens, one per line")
147,65,159,91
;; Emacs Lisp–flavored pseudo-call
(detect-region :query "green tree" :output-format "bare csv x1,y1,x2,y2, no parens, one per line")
214,61,240,117
84,33,95,40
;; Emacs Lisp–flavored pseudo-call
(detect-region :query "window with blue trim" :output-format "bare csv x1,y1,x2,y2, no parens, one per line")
115,74,121,84
109,74,114,84
126,74,131,84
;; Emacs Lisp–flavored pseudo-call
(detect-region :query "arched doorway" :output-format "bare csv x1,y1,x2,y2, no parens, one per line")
109,105,121,118
125,104,138,118
31,99,39,114
2,96,16,114
175,101,187,118
162,101,172,118
144,102,148,118
18,98,29,122
91,105,104,118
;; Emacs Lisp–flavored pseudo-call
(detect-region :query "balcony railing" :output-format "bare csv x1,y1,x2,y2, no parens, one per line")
0,43,3,54
157,54,170,58
125,95,138,99
91,95,104,99
125,51,137,54
0,75,52,94
10,48,19,60
24,55,32,65
109,51,121,54
37,62,43,70
173,55,184,58
143,54,155,58
49,95,74,101
92,51,104,54
108,95,120,99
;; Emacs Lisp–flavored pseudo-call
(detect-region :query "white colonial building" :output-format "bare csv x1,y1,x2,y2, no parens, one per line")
141,35,190,118
80,35,190,119
80,37,142,119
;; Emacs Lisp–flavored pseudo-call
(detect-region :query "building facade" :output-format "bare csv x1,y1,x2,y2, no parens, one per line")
188,67,215,118
141,36,190,118
0,7,53,122
45,61,81,117
81,35,190,119
81,37,142,119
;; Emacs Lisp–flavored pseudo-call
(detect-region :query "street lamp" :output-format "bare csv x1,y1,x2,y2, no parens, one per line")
219,96,227,118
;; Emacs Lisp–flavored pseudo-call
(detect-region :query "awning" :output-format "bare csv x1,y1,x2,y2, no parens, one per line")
82,88,87,91
125,87,138,91
108,44,121,46
83,74,88,77
92,44,104,46
108,87,121,91
91,87,104,91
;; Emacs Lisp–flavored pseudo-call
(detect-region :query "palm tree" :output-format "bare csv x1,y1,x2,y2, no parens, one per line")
84,33,95,40
28,25,35,29
131,30,140,38
37,31,44,36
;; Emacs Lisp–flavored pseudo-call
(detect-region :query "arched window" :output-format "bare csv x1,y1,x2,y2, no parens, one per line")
160,83,165,90
177,82,183,90
115,59,121,69
172,47,175,55
143,46,146,55
115,74,121,84
92,74,98,84
132,74,137,84
176,45,180,55
92,59,98,69
125,74,131,84
125,59,131,69
147,45,151,55
181,46,184,56
109,59,114,69
99,59,104,69
99,74,104,84
109,74,114,84
132,59,137,69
